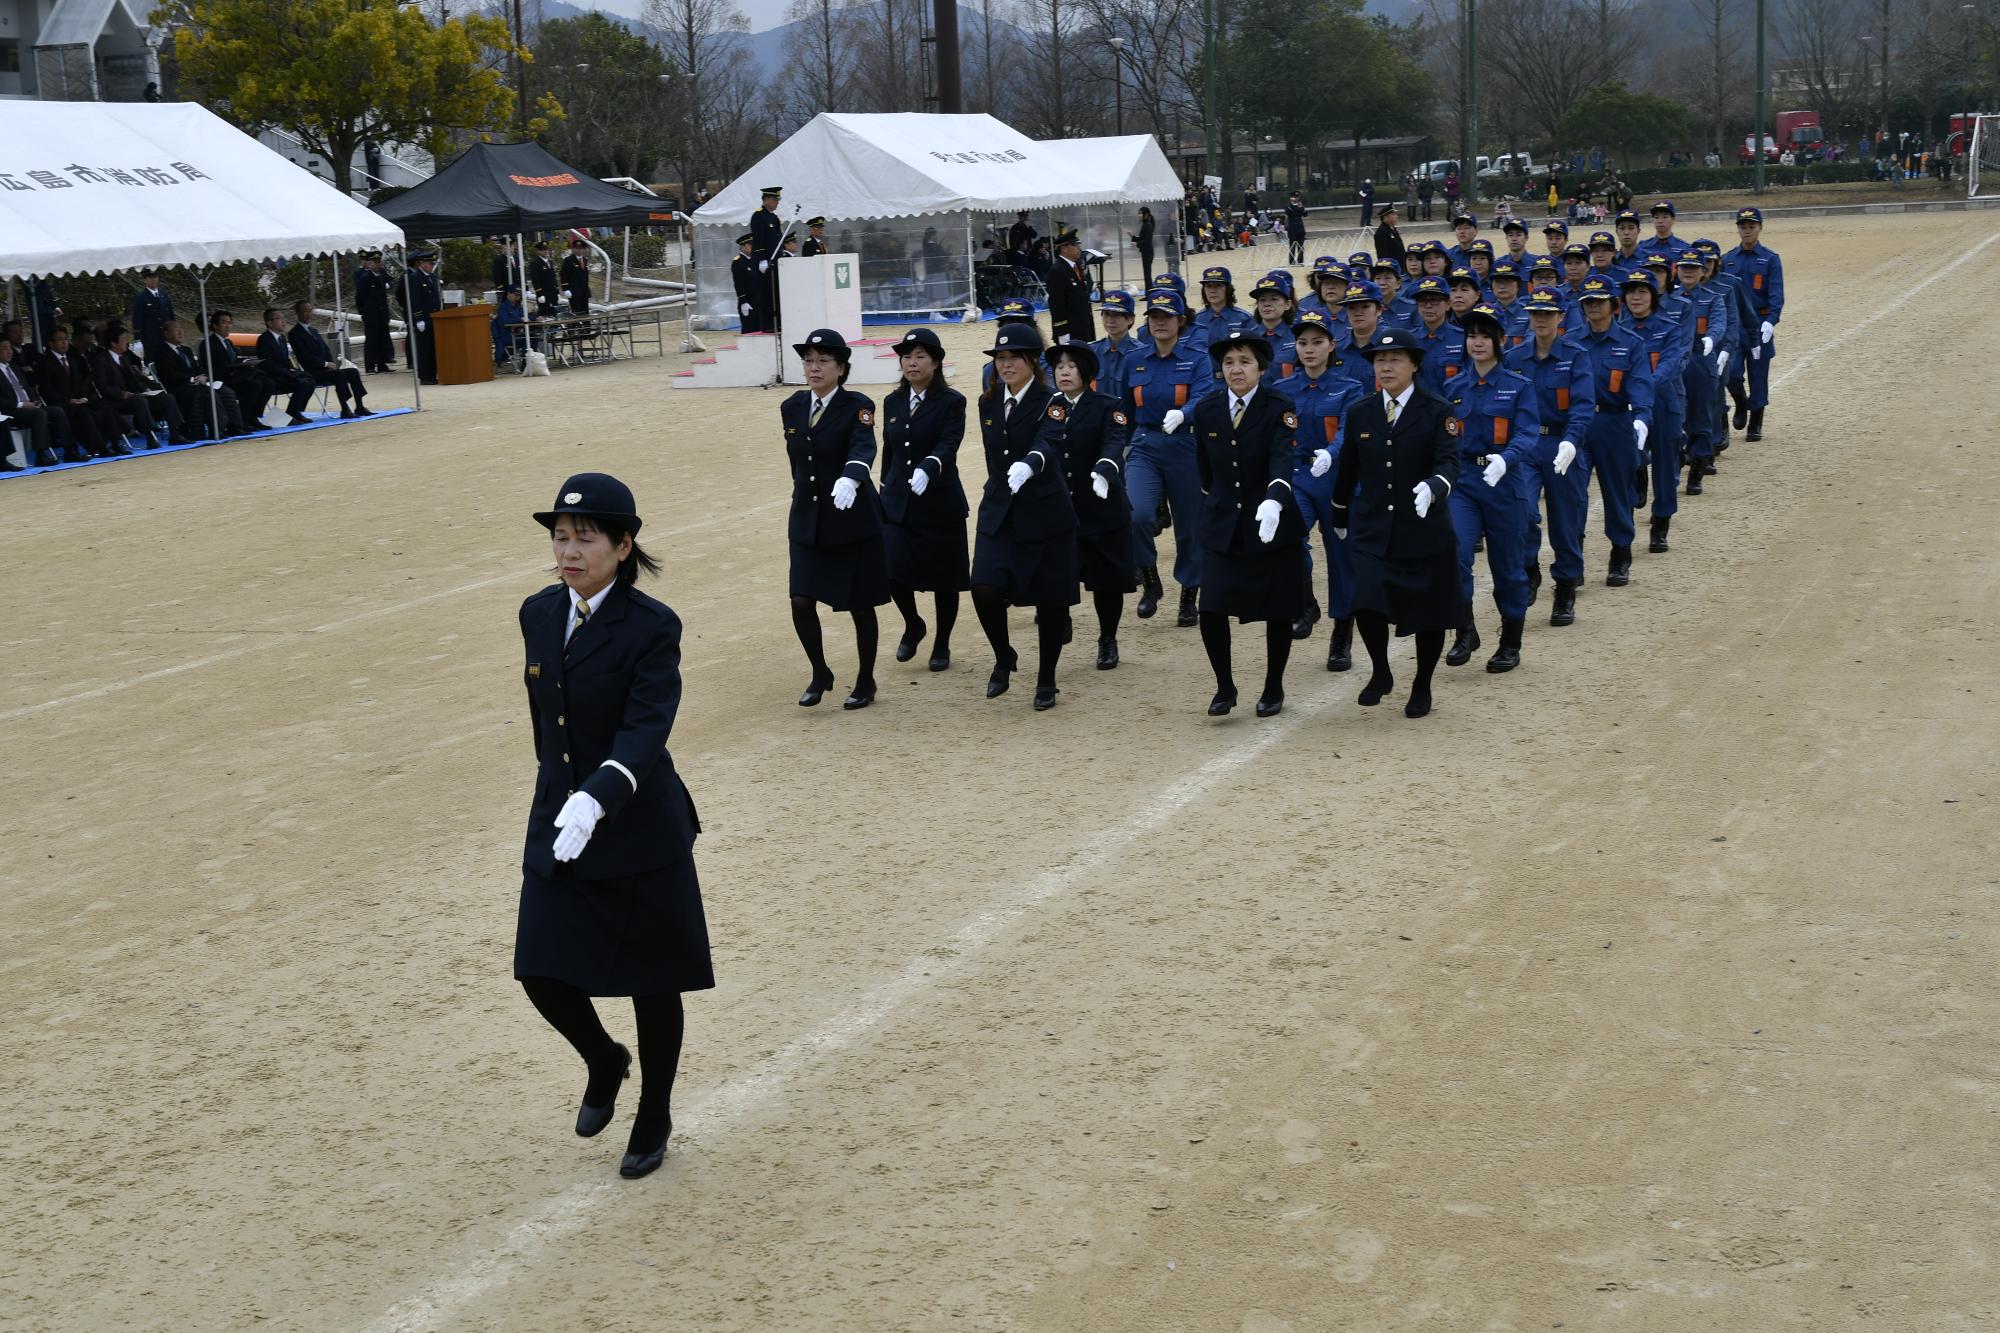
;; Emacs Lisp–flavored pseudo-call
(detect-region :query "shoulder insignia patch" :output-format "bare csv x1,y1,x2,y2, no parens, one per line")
858,409,875,426
1445,416,1462,436
1282,411,1299,429
1111,410,1129,426
1047,403,1067,421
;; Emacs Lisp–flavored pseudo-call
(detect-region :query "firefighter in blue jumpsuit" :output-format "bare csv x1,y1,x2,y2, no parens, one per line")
1277,309,1368,666
1248,271,1300,387
1621,266,1686,556
1090,290,1146,401
1695,238,1748,461
1572,275,1655,593
1636,199,1694,265
1192,265,1255,351
1672,250,1729,503
1443,305,1542,673
1407,277,1464,397
1122,288,1214,627
1721,206,1783,441
1487,262,1530,349
1506,287,1595,621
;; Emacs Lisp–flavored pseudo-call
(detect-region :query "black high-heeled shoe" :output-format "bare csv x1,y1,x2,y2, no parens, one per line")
986,649,1018,699
842,681,876,710
798,672,836,707
927,647,951,672
1207,689,1237,717
895,620,926,662
575,1044,631,1138
619,1112,671,1179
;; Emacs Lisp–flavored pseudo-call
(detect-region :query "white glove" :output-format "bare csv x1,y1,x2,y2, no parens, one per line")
1760,320,1773,343
1255,497,1283,543
1482,454,1507,486
1413,480,1434,518
1332,526,1348,540
1749,345,1760,361
907,467,930,496
831,476,858,509
1633,419,1650,455
1553,439,1577,474
758,259,770,273
551,790,603,863
1701,335,1714,356
1161,408,1186,434
1310,448,1332,477
1091,472,1110,499
740,302,752,317
1716,350,1729,375
1007,460,1033,492
415,320,427,332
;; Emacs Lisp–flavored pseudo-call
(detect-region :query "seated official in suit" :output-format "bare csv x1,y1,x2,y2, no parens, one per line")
288,300,370,417
203,310,276,425
155,318,248,438
115,324,190,443
1,333,82,468
255,307,316,425
36,326,124,456
89,324,169,448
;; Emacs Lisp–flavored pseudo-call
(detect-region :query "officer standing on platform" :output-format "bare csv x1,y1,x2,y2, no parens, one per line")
353,251,395,375
1722,206,1783,441
1045,227,1096,345
801,217,828,258
751,185,785,329
731,234,759,330
397,249,442,385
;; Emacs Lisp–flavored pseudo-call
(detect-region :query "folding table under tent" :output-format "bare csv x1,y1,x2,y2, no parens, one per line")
688,113,1185,327
0,100,413,421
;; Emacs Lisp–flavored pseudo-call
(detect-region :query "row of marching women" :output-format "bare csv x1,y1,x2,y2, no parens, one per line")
774,201,1782,720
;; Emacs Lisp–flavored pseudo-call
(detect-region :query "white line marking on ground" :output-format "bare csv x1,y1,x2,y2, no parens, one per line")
359,698,1324,1333
0,500,787,724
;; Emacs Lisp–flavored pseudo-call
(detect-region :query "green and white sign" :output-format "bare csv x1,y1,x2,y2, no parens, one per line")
834,261,852,290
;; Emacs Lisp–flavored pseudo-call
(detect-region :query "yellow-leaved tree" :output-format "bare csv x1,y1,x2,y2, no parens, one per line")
155,0,556,196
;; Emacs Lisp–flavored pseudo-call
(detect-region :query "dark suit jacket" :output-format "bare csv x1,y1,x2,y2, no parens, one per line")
878,384,969,526
1193,388,1304,555
0,361,41,416
1332,386,1458,560
1045,256,1095,345
35,349,97,405
782,386,882,546
288,321,338,374
153,343,204,394
202,331,259,384
256,329,308,380
1035,390,1131,538
518,581,700,882
559,253,590,300
88,347,132,401
975,383,1076,542
527,255,559,305
398,268,441,317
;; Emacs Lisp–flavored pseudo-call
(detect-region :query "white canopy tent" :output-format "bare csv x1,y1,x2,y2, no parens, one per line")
688,113,1185,326
0,101,415,405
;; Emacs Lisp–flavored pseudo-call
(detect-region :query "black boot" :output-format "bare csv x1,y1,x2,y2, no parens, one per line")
1485,617,1523,673
1326,618,1353,672
1606,545,1632,586
1445,601,1480,666
1685,464,1704,495
1730,388,1749,431
1291,597,1320,641
1524,562,1542,606
1550,579,1578,627
1096,636,1119,670
1135,566,1162,619
1649,516,1670,553
1176,586,1199,627
1746,409,1764,442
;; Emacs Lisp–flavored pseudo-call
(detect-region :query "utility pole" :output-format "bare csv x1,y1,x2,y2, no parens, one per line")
1877,0,1891,145
1753,0,1766,193
1202,0,1218,182
1460,0,1478,207
513,0,528,136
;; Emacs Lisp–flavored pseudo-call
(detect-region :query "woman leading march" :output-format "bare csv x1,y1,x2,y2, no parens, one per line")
515,474,711,1181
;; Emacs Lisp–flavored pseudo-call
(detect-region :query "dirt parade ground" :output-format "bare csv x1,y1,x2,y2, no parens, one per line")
3,209,1998,1332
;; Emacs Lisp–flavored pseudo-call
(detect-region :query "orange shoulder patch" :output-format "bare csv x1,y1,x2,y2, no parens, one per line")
1047,402,1068,421
1282,411,1299,429
1111,410,1129,426
857,408,875,426
1445,415,1462,436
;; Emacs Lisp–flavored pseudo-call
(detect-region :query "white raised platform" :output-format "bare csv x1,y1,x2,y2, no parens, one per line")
670,334,946,389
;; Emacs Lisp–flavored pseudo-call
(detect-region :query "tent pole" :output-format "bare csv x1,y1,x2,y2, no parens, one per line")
198,269,219,438
964,216,975,320
622,227,630,281
677,212,704,354
400,245,422,412
332,254,346,361
27,272,43,351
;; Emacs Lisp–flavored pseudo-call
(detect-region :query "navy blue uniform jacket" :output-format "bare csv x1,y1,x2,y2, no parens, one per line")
976,383,1077,542
1331,387,1458,559
518,580,700,881
783,386,883,545
878,383,969,525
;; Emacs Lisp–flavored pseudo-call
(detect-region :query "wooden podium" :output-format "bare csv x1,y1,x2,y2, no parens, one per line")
432,305,496,385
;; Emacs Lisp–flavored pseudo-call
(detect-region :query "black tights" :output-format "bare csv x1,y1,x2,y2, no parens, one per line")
889,583,959,654
1092,586,1122,642
791,596,877,689
521,975,683,1154
1198,612,1292,701
971,584,1066,688
1354,611,1444,703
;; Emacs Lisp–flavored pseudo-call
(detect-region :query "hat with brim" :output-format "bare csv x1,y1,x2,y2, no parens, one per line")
736,233,754,246
1735,207,1764,224
1460,306,1507,343
1045,340,1099,380
1576,278,1619,303
1359,328,1426,363
805,216,826,227
535,471,642,534
892,327,945,359
1292,310,1338,340
761,185,783,197
1501,217,1527,233
987,324,1046,357
1144,289,1189,318
1206,329,1272,367
794,328,853,361
409,249,436,262
1650,200,1675,216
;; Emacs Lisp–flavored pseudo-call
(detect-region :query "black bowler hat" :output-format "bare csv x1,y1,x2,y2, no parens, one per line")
1206,328,1272,367
794,328,853,361
535,472,642,533
986,323,1046,356
1045,339,1099,380
1359,327,1427,363
892,327,945,359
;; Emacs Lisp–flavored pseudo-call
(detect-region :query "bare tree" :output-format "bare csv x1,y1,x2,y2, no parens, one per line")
776,0,853,129
962,0,1020,116
644,0,758,195
1678,0,1746,154
1469,0,1645,140
1014,0,1082,136
1074,0,1202,137
846,0,925,111
1776,0,1866,134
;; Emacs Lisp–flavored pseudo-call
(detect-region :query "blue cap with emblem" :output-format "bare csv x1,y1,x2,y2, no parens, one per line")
1735,206,1764,224
1200,265,1232,286
1251,270,1294,300
996,297,1037,325
1650,199,1676,217
1461,303,1507,342
1543,220,1569,236
1528,255,1559,274
1501,216,1528,233
1100,290,1137,315
1576,276,1619,303
1523,287,1566,316
1152,271,1187,296
1562,242,1590,260
1292,309,1339,339
1412,276,1450,300
1447,266,1481,289
1341,279,1384,306
1311,255,1339,273
1489,261,1522,283
1588,230,1616,250
1144,288,1189,317
1468,238,1495,256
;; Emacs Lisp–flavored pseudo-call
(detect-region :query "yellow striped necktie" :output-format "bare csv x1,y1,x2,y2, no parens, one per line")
569,598,589,645
1231,398,1245,427
809,398,825,429
1386,396,1400,427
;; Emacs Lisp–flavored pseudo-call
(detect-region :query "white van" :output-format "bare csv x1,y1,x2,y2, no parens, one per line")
1413,158,1488,183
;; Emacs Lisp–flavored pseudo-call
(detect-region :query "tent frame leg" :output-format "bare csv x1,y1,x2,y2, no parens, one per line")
196,269,221,438
400,244,422,411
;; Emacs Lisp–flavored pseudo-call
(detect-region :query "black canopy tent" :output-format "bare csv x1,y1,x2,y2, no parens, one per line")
374,141,670,236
